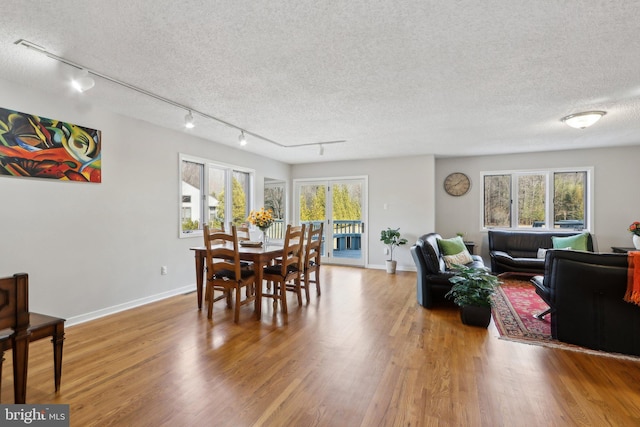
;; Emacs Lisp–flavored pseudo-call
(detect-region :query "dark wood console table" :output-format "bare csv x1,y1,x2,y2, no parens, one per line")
464,241,475,254
1,312,65,394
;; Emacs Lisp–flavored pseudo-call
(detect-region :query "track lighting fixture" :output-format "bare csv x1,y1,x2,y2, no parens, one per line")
71,69,95,93
239,131,247,146
184,111,195,129
15,38,347,151
319,144,324,155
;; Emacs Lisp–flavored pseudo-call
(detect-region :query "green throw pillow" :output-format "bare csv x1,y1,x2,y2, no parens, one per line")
552,232,589,251
437,235,467,255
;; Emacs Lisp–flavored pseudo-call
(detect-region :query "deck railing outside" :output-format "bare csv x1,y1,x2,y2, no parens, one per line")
266,220,363,253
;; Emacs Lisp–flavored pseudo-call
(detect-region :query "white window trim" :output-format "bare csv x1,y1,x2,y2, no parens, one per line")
179,153,255,239
264,179,288,242
480,166,594,232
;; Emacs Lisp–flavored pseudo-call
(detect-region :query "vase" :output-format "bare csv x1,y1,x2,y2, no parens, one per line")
385,260,397,274
633,234,640,250
260,226,270,247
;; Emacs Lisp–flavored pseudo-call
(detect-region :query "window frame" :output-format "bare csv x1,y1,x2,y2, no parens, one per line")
264,179,287,241
480,166,594,232
179,153,255,238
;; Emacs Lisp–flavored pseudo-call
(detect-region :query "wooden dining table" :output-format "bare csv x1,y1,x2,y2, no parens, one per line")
190,243,284,319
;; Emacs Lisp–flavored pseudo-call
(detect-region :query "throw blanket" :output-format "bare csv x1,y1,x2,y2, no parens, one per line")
624,251,640,306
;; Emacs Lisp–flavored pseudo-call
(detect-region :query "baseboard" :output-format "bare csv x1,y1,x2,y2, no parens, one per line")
367,264,417,272
66,265,417,327
65,284,194,327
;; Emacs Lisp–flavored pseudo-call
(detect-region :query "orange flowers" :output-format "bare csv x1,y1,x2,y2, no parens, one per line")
629,221,640,236
247,208,274,229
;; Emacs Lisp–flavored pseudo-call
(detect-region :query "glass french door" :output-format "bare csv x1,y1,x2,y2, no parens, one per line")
295,177,367,267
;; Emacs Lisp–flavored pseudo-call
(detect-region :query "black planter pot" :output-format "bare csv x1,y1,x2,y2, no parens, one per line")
460,305,492,327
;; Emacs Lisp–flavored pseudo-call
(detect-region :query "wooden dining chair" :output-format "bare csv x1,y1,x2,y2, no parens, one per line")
203,224,257,322
262,224,306,314
221,223,251,241
221,223,254,271
236,224,251,241
0,273,30,404
302,222,324,301
203,225,230,308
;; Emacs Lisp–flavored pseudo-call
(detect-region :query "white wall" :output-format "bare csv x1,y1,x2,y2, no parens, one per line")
0,78,290,324
292,155,436,270
5,75,636,324
436,146,640,262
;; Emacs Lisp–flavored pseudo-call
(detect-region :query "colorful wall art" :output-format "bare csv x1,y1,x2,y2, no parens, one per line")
0,107,101,182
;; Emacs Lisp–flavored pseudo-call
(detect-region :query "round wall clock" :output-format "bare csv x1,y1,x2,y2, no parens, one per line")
444,172,471,196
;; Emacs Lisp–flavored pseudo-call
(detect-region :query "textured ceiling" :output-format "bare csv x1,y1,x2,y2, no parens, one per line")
1,1,640,164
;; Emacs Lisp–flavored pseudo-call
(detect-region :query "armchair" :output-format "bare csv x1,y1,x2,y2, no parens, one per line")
411,233,485,308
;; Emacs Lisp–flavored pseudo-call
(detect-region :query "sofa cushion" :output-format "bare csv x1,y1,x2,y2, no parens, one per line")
437,236,466,255
443,250,474,269
552,232,589,251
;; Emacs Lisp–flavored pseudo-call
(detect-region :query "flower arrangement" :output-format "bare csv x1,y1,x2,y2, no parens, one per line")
629,221,640,236
247,208,274,230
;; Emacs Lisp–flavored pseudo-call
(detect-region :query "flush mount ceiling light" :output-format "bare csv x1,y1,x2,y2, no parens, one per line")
184,111,195,129
561,111,606,129
15,38,347,151
238,131,247,146
71,69,95,93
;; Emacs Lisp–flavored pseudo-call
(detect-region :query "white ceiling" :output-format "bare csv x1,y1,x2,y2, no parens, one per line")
1,1,640,164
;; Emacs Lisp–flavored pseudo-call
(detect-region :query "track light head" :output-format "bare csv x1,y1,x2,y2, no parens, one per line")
319,144,324,155
184,111,195,129
71,69,95,93
239,131,247,146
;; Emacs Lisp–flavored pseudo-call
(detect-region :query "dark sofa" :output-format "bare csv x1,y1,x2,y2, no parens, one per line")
531,250,640,356
488,229,593,274
410,233,485,308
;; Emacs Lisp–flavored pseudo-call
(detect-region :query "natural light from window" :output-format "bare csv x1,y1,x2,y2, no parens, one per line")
482,168,591,230
179,154,254,236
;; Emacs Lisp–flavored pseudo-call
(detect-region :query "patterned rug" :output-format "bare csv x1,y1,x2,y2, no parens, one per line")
491,278,640,360
492,278,552,341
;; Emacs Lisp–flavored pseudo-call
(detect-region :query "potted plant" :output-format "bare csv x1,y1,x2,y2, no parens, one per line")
445,264,501,327
380,227,408,274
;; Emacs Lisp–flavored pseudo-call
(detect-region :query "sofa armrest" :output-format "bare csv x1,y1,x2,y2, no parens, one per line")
490,250,513,271
530,275,549,302
491,250,512,260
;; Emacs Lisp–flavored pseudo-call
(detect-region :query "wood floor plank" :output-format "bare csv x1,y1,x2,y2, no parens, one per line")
2,266,640,426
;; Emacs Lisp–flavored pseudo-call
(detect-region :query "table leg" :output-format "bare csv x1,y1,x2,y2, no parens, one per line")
254,261,263,320
195,251,204,310
52,325,65,392
12,330,29,404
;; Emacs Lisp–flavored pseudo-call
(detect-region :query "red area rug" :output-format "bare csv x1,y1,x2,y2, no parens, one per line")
492,279,552,341
491,278,640,360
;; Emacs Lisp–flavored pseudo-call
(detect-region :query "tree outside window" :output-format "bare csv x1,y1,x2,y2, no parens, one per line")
482,168,590,230
179,155,253,236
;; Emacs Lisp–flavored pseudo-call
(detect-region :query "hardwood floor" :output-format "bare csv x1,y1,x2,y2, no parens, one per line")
3,266,640,426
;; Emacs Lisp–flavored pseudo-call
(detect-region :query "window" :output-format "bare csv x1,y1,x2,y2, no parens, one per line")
482,168,592,230
264,180,286,239
179,154,254,236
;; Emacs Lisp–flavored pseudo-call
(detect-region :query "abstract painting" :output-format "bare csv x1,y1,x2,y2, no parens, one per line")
0,107,101,182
